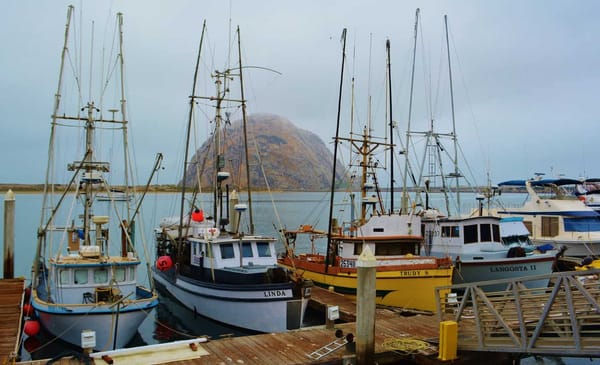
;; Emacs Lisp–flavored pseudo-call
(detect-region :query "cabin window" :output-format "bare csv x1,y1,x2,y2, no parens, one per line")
94,269,108,284
464,224,479,244
523,221,533,234
541,216,559,237
204,243,212,258
480,224,491,242
256,242,272,257
242,242,253,257
492,224,500,241
220,243,235,259
129,267,136,281
441,226,460,237
114,267,126,282
74,269,88,284
60,270,70,284
375,243,417,255
354,242,363,255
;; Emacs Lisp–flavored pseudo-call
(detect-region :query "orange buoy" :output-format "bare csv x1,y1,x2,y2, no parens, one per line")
23,320,40,336
156,256,173,271
22,303,34,317
191,209,204,222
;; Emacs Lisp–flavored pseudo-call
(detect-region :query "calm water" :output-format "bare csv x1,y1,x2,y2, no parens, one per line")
1,191,598,363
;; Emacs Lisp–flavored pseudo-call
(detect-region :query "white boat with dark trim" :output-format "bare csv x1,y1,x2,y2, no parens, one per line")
496,178,600,257
421,210,557,291
30,7,158,351
152,23,312,333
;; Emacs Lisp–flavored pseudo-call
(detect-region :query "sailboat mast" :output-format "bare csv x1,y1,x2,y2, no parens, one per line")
444,15,460,213
325,28,347,272
386,39,394,213
178,21,206,255
237,26,254,234
402,8,419,213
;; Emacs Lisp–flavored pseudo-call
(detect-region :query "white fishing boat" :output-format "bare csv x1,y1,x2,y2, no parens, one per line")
405,13,556,291
30,7,158,351
152,23,312,333
496,178,600,257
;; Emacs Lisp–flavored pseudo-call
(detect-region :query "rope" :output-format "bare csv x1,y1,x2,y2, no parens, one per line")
382,337,431,354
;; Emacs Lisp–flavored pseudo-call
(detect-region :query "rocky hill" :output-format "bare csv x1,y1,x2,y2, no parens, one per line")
182,113,343,191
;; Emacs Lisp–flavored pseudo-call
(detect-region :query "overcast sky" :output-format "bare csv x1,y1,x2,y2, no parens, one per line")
2,0,599,187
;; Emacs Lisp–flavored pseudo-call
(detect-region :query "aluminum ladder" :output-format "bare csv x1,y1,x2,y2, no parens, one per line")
306,337,348,360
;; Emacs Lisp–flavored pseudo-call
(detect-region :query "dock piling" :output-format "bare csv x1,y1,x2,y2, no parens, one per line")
3,190,15,279
356,246,376,364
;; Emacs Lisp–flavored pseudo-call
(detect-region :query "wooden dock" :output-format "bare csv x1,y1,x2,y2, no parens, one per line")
0,278,25,364
17,286,514,364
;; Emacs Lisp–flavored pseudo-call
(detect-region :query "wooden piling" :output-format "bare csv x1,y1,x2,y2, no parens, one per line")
356,246,376,364
3,190,15,279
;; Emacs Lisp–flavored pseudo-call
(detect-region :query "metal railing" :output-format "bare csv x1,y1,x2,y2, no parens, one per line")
435,269,600,357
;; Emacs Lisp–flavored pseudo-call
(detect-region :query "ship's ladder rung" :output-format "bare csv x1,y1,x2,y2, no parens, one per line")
307,338,348,360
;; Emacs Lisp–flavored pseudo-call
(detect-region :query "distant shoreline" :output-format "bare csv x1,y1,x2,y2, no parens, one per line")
0,183,526,194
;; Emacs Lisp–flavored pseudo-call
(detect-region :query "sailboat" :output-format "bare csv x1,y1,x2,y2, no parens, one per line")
30,7,158,351
278,30,453,313
152,23,313,333
407,13,557,291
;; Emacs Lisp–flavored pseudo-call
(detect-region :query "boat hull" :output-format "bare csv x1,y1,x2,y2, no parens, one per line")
31,289,157,351
278,258,453,312
152,268,310,333
451,255,556,291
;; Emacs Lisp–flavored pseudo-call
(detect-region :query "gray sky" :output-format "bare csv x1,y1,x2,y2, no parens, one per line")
2,0,599,186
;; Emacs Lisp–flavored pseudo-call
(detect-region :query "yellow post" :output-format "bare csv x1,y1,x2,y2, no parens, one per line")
438,320,458,361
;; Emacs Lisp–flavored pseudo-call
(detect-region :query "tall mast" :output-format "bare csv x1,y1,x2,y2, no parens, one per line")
40,5,73,230
402,8,419,213
325,28,347,272
237,26,254,234
445,15,460,214
386,39,394,213
116,12,131,219
178,21,206,256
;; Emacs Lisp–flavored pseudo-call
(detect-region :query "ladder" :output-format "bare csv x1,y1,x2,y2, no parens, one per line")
306,337,348,360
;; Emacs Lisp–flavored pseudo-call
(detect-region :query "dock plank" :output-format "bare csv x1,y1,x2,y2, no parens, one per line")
0,278,25,364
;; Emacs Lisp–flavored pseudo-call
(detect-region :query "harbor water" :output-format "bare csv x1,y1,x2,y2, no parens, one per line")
1,191,598,363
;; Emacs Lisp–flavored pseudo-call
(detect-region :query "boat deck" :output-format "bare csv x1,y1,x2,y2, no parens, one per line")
0,278,25,364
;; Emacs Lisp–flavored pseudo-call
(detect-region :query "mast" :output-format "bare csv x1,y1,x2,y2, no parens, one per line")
386,39,394,213
178,21,206,259
116,12,131,220
402,8,419,213
39,6,73,231
237,26,254,234
445,15,460,214
325,28,347,272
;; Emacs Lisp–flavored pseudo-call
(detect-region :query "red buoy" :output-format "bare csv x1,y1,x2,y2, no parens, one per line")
191,209,204,222
156,256,173,271
23,336,41,353
23,320,40,336
22,303,33,317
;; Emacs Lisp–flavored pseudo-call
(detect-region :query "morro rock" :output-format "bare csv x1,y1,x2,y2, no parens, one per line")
182,113,342,191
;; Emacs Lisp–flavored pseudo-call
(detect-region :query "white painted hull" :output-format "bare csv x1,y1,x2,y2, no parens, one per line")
153,269,309,333
33,298,155,350
450,255,556,291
